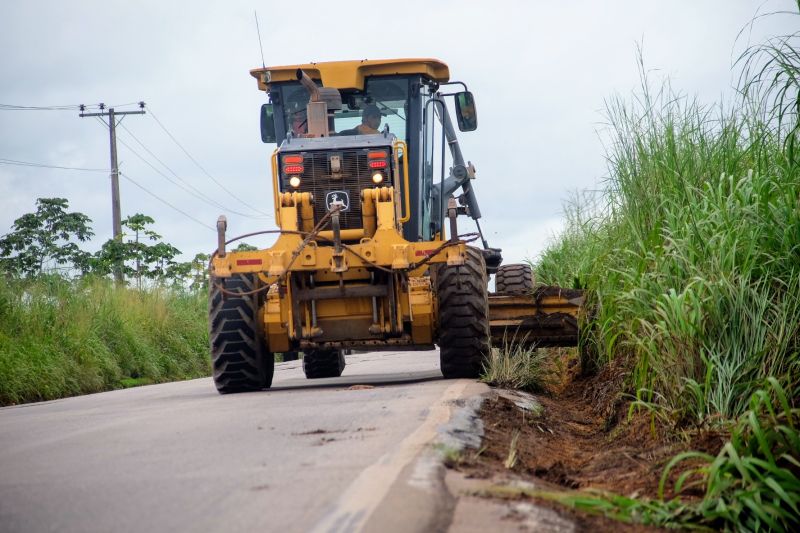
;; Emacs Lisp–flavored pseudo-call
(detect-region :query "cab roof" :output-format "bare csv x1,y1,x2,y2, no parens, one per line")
250,58,450,92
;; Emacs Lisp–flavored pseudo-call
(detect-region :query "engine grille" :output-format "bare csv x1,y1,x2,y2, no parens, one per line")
285,149,394,231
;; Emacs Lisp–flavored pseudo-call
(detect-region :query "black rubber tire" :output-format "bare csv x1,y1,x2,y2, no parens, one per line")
282,351,300,362
495,263,534,294
303,349,345,379
436,246,491,378
209,275,273,393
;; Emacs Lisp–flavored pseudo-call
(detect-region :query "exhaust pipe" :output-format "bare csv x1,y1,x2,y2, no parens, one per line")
296,69,320,102
296,69,326,136
295,69,342,137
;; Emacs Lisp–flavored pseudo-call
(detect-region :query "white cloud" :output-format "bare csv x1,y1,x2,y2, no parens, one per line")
1,0,797,263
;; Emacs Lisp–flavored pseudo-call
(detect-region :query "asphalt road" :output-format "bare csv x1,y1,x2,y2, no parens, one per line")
0,349,487,533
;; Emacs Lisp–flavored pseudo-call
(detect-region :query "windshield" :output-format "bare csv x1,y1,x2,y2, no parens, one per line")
280,77,409,141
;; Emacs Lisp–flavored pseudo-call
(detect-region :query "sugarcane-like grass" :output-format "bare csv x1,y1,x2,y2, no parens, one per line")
529,17,800,530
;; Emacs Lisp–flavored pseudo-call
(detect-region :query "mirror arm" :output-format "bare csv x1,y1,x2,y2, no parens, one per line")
438,80,469,93
431,97,483,220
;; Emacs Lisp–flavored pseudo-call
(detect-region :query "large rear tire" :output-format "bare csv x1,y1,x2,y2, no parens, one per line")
436,247,491,378
495,263,534,294
302,349,345,379
209,275,273,393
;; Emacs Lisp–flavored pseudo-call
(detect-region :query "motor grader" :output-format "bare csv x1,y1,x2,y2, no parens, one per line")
208,58,583,393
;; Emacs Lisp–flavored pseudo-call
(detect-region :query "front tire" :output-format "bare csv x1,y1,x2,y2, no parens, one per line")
281,351,300,362
436,247,491,378
302,349,346,379
209,275,273,393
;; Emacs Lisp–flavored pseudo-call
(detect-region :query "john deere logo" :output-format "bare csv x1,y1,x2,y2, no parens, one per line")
326,191,350,212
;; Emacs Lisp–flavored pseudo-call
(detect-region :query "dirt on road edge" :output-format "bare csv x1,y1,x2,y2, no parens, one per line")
443,368,728,532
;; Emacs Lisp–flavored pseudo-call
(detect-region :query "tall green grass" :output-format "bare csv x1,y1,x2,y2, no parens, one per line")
0,276,209,405
535,43,800,420
660,378,800,531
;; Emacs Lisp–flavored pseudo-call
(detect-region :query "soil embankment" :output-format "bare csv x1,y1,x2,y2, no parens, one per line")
448,364,727,531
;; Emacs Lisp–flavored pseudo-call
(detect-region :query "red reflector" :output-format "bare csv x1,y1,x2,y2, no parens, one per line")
368,160,387,169
368,150,387,159
284,165,304,174
236,258,263,266
283,154,303,164
415,249,436,257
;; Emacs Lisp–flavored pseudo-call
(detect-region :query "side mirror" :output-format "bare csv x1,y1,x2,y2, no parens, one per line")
454,91,478,132
260,103,276,143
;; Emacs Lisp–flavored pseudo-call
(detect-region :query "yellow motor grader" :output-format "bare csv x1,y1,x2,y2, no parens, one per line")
209,58,583,392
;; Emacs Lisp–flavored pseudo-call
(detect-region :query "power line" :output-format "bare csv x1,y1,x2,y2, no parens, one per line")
0,104,82,111
119,172,215,232
116,122,271,219
0,158,110,172
147,108,272,217
0,102,142,111
0,154,215,232
114,129,266,219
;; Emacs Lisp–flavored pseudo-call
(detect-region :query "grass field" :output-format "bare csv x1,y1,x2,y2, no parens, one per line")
0,276,209,405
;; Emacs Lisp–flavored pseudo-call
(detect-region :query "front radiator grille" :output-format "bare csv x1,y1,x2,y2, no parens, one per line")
284,149,394,231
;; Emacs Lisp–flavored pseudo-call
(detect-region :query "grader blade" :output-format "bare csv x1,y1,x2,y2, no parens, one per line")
488,287,585,348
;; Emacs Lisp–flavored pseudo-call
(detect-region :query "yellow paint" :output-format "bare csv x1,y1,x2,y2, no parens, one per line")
251,58,450,92
270,149,280,222
393,140,411,223
361,190,377,238
408,277,434,344
218,139,456,351
317,229,365,241
265,285,289,352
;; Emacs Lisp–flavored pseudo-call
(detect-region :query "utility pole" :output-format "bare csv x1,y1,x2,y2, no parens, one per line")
80,102,146,283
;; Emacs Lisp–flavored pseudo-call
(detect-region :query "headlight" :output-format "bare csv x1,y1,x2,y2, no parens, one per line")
289,176,301,188
372,172,384,184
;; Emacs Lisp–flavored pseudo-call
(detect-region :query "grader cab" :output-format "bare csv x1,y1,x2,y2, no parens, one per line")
209,58,583,392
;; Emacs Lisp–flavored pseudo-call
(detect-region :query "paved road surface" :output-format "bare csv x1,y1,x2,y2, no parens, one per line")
0,350,486,533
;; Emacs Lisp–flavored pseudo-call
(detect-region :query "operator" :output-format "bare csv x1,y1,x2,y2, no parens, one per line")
290,108,308,135
339,104,382,135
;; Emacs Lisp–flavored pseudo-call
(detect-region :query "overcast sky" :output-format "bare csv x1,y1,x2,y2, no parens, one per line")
1,1,796,267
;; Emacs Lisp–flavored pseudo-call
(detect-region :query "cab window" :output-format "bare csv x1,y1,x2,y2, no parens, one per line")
279,77,410,142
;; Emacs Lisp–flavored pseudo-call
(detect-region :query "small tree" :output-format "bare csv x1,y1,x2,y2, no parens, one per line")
0,198,94,277
93,214,182,288
188,252,210,291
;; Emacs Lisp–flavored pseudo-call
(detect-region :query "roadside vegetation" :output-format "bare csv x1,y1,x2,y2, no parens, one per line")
482,7,800,531
0,276,208,405
0,199,212,405
482,343,550,392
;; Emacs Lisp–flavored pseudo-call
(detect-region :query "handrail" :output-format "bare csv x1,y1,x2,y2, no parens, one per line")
270,149,281,224
393,140,411,223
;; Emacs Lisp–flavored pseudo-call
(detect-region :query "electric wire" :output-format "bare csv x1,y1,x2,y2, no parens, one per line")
115,134,264,219
0,158,110,172
118,172,216,232
88,115,249,219
0,154,214,232
116,123,271,219
147,108,272,217
0,102,142,111
0,104,84,111
84,117,215,232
